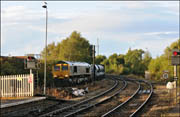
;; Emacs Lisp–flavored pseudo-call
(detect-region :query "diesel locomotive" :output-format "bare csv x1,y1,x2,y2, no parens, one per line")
52,60,105,85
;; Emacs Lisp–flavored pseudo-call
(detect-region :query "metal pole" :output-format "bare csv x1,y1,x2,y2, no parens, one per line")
44,6,48,95
30,69,32,75
178,33,180,114
174,65,177,104
97,38,99,56
93,45,95,85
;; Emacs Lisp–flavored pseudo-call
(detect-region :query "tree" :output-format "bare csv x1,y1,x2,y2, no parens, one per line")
1,61,15,75
101,53,125,74
124,49,145,75
41,31,92,63
0,57,29,75
101,59,110,73
142,51,152,70
60,31,91,62
41,42,57,62
95,55,106,64
148,39,180,80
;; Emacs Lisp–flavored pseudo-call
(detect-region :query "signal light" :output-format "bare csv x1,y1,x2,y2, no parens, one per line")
28,56,32,60
173,51,178,56
171,49,180,65
173,51,180,56
27,56,35,61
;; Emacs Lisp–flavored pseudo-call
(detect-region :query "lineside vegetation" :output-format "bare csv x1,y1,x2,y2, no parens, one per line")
1,31,179,86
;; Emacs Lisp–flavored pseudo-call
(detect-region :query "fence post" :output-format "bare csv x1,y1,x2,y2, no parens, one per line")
20,74,22,97
2,76,4,97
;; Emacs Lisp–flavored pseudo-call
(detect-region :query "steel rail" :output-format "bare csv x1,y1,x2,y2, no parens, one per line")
130,80,153,117
102,80,141,117
39,78,118,117
64,78,127,117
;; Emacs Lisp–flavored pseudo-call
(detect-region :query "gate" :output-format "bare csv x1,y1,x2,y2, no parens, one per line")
0,74,34,98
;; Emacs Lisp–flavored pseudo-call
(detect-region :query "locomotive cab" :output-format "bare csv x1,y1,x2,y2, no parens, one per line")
52,63,69,79
52,60,91,80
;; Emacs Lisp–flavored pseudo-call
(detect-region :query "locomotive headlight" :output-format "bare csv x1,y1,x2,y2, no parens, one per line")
65,75,68,77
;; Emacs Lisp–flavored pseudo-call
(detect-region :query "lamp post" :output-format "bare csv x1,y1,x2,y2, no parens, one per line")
42,2,48,95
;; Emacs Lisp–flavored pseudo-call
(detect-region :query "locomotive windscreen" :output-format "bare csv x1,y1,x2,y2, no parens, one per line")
62,64,68,70
54,66,60,71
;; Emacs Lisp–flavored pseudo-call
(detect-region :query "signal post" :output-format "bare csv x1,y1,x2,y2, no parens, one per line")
90,45,96,85
171,49,180,104
24,54,40,94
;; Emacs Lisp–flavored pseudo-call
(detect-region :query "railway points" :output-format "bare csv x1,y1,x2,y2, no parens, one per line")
80,78,140,116
62,78,126,117
38,77,118,117
102,79,153,117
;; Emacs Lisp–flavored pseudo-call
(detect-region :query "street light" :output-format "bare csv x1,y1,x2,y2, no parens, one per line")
42,2,48,95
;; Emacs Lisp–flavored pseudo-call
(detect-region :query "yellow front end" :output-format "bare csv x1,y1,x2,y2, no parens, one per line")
52,64,70,79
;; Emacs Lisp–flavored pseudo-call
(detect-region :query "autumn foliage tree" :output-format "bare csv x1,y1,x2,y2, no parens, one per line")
41,31,92,63
101,49,151,75
95,55,106,64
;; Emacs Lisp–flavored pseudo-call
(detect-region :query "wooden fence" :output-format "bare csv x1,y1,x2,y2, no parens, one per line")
0,74,34,98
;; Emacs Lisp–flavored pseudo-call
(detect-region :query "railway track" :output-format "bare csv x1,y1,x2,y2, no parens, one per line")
39,77,124,117
102,79,153,117
79,78,139,117
63,78,127,117
2,76,153,117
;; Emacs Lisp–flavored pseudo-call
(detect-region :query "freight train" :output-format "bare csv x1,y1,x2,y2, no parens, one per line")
52,60,105,85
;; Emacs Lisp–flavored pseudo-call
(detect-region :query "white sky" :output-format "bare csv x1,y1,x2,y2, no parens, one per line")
1,1,179,58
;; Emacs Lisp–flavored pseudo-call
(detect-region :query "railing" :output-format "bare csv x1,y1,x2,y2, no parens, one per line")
0,74,34,98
